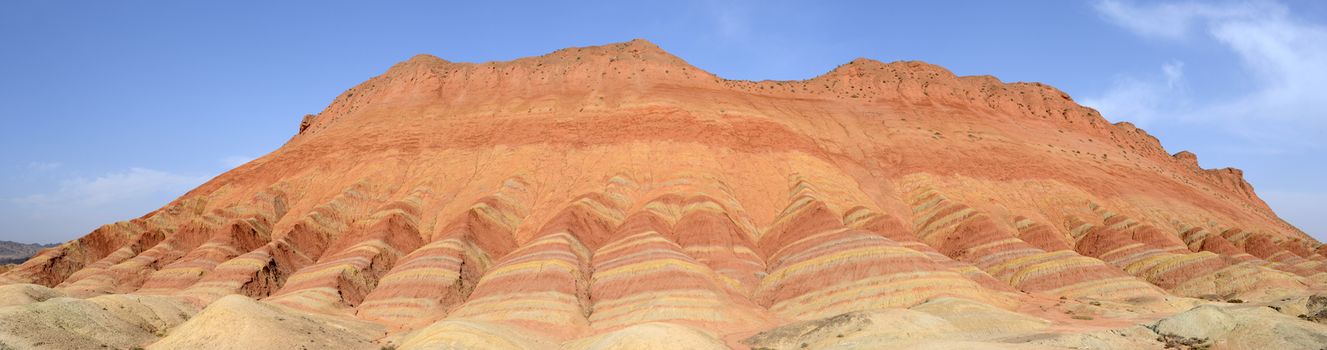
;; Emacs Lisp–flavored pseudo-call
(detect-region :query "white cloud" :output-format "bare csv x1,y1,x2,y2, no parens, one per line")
1093,0,1282,40
15,168,207,208
1080,60,1188,127
1087,0,1327,151
4,167,209,242
1161,61,1184,84
1088,1,1327,241
220,155,254,168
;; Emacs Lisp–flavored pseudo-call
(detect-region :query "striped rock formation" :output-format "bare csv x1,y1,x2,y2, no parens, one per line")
3,40,1324,349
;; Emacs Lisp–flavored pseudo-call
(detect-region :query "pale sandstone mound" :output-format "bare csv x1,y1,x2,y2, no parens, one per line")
560,322,729,350
741,309,960,350
0,294,195,349
741,298,1058,350
1266,292,1327,323
995,325,1166,349
1149,304,1327,349
0,283,65,308
1,39,1324,348
149,294,384,350
909,297,1051,334
395,319,554,350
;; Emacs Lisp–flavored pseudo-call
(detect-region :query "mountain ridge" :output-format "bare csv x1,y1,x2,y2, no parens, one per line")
0,240,58,265
278,39,1289,237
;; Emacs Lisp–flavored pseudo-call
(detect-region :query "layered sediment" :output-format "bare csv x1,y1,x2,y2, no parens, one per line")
3,39,1322,349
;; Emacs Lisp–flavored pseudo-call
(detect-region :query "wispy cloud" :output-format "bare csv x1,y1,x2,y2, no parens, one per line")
1093,0,1283,40
5,167,209,242
2,164,216,242
1089,0,1327,239
1080,60,1188,127
705,0,752,40
220,155,254,168
15,168,207,209
1088,0,1327,151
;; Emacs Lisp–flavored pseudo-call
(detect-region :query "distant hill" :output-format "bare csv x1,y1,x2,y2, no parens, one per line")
0,240,57,265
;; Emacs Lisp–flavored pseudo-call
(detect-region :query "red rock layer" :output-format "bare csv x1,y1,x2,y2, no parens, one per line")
900,184,1165,300
265,190,428,313
1067,212,1305,297
754,185,1013,321
587,207,772,335
356,178,532,328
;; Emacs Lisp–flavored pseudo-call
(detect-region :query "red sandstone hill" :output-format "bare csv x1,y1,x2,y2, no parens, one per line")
2,39,1325,349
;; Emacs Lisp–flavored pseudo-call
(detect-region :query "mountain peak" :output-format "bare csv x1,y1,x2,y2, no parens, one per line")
534,38,700,72
621,38,665,51
405,53,448,64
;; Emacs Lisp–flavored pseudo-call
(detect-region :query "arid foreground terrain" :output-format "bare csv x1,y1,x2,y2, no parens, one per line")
3,40,1326,349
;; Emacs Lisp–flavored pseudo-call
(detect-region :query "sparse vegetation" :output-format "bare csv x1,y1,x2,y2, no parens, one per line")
1155,333,1211,350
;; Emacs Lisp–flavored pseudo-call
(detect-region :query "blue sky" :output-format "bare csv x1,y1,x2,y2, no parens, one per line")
1,1,1323,243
